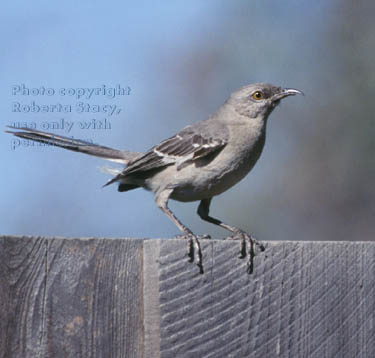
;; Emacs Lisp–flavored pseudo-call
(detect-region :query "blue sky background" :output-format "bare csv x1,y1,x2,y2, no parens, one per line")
1,1,374,242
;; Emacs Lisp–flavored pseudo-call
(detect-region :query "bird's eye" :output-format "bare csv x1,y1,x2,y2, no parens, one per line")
252,91,264,100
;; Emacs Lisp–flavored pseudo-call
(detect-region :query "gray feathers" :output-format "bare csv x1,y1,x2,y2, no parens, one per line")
104,120,229,188
6,126,142,164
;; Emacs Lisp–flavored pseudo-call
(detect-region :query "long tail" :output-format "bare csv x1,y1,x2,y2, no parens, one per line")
6,126,143,164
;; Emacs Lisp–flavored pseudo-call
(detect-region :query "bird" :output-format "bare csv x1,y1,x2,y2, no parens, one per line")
6,83,303,273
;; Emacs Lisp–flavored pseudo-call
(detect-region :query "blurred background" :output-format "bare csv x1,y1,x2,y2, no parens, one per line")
1,0,374,242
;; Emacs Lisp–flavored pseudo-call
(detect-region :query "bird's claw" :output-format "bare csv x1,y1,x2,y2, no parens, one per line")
173,233,204,273
186,234,203,273
225,231,265,274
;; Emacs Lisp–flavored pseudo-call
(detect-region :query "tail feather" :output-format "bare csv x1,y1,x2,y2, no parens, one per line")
102,172,123,187
6,126,143,164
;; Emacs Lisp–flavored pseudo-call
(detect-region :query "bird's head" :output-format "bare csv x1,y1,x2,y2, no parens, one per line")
227,83,303,119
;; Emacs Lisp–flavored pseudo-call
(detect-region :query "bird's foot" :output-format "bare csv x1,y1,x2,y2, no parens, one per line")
225,231,265,274
173,233,206,274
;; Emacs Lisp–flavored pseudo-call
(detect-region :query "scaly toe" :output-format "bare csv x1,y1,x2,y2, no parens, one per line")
187,235,194,262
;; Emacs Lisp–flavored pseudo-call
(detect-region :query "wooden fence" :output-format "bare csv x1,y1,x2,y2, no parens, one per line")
1,236,374,357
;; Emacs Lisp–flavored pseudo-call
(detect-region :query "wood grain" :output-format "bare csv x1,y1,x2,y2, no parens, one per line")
0,238,10,358
2,237,375,358
0,236,144,358
144,239,375,358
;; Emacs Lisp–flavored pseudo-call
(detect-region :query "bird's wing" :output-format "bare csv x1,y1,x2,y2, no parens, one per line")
125,120,229,175
103,120,228,187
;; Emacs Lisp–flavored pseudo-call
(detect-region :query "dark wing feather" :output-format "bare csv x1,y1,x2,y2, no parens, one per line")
103,120,229,186
125,123,228,175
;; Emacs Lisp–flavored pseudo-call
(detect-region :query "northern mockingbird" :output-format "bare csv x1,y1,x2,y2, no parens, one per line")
6,83,303,273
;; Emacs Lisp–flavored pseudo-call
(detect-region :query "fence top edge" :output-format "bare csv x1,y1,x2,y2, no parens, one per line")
0,235,373,246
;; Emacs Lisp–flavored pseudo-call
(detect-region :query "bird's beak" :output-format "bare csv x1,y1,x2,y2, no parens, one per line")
283,88,304,96
273,88,304,101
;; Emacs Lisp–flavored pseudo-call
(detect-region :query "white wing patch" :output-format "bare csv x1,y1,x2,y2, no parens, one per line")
153,133,226,170
121,123,228,176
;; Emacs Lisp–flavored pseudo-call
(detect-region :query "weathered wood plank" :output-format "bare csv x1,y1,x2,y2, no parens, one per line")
2,237,375,358
3,236,48,358
0,238,10,358
0,236,144,358
143,240,375,358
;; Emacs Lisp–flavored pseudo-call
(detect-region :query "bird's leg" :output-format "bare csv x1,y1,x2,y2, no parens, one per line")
197,198,265,273
156,190,203,273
